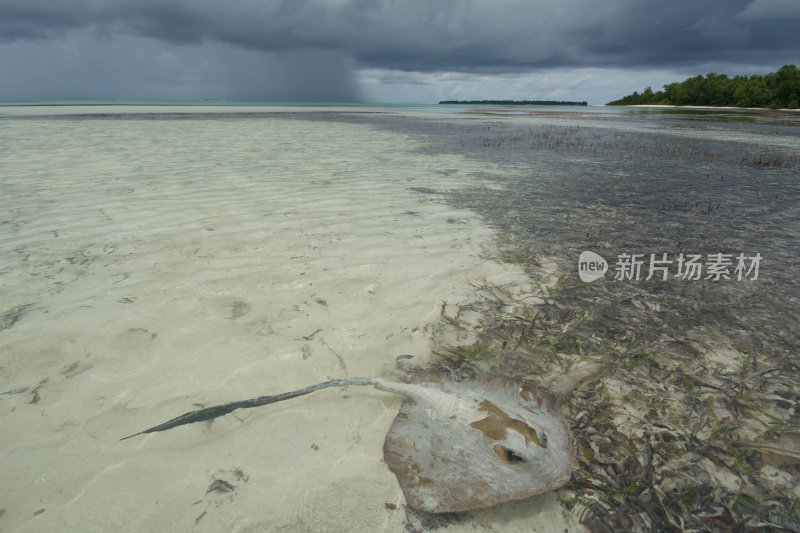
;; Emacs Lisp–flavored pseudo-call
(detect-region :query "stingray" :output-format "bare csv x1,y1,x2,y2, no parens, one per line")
121,372,575,513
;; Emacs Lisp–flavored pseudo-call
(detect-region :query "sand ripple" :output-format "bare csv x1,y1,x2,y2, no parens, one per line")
0,112,541,532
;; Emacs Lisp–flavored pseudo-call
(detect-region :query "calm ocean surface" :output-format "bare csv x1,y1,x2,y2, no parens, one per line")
1,102,799,531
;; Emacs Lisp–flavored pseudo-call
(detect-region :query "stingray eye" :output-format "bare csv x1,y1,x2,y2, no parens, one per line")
541,432,548,445
494,445,528,463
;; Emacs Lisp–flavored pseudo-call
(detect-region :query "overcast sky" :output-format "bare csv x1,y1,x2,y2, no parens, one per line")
1,0,798,104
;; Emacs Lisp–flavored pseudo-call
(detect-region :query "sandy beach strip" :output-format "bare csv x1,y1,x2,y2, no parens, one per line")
0,110,576,532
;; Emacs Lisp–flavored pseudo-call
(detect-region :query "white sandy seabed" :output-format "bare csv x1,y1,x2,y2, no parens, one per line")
0,109,577,532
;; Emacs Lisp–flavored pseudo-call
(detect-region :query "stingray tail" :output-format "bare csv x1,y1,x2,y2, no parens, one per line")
121,377,376,441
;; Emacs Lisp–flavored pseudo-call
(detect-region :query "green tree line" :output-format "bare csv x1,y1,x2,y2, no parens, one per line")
607,65,800,109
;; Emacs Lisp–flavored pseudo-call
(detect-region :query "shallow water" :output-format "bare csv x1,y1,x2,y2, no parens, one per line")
357,106,800,530
0,107,540,532
1,104,799,532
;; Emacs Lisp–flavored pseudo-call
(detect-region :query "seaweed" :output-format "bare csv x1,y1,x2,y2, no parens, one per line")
418,114,800,531
0,303,35,332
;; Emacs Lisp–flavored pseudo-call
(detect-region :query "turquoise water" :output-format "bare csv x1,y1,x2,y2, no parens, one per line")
0,99,380,106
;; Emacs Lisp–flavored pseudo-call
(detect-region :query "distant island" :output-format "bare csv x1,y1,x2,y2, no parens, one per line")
607,64,799,109
439,99,588,106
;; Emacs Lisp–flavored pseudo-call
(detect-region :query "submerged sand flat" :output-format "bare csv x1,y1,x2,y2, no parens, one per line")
0,110,572,532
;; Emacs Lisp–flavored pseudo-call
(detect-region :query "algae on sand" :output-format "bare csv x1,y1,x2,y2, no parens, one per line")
414,113,800,531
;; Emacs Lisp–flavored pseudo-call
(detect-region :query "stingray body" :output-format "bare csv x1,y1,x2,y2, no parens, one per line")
122,373,573,514
380,374,572,513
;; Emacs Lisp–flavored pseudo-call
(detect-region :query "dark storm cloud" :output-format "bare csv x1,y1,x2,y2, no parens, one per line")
0,31,362,101
2,0,798,70
1,0,798,101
